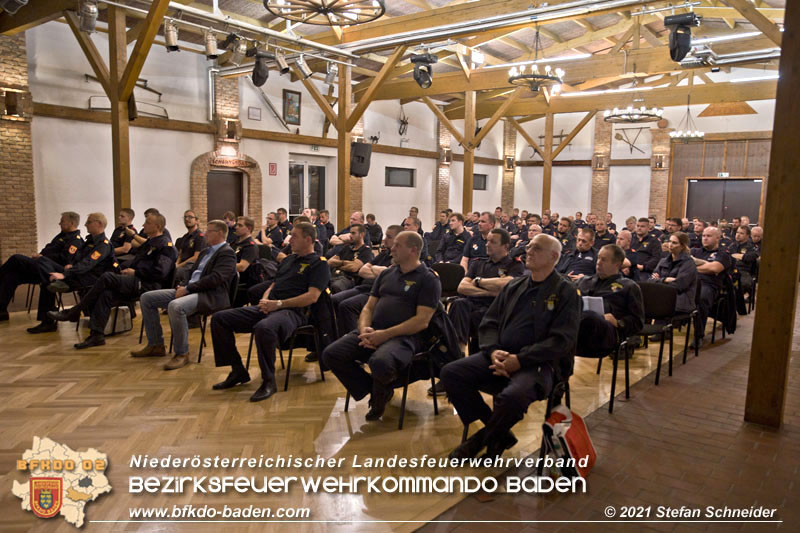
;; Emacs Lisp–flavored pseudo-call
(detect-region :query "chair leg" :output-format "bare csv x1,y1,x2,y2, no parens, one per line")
461,423,469,443
279,349,285,370
609,350,618,414
169,332,173,354
711,301,719,344
314,330,325,382
197,315,208,363
565,382,571,409
344,392,351,412
26,284,35,314
139,317,144,344
398,365,413,430
284,335,297,392
246,331,255,371
624,343,630,400
693,313,700,358
111,306,119,335
428,356,438,416
668,327,674,377
596,357,603,374
655,333,665,385
683,316,692,365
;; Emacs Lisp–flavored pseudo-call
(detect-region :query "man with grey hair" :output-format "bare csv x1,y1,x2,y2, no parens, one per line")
442,234,581,460
135,219,237,369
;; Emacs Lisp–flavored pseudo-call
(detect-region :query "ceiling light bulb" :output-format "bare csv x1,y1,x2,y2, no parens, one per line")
165,20,179,52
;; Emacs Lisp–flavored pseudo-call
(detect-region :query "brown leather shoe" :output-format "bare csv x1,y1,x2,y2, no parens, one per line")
131,344,167,358
164,354,189,370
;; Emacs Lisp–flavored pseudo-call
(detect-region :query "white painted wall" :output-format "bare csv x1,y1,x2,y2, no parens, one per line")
515,166,543,215
362,153,437,227
608,166,651,221
550,167,593,216
449,162,502,215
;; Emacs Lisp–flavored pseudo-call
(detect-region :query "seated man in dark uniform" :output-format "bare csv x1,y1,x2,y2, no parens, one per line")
691,227,731,348
110,208,136,259
605,212,617,233
540,214,556,235
319,210,336,244
510,224,541,260
556,227,597,282
365,213,383,246
442,234,580,459
328,224,373,293
554,217,576,255
49,213,177,348
402,216,432,265
254,212,284,248
425,210,450,242
328,211,364,248
232,216,260,297
631,217,661,276
28,213,116,334
129,208,172,249
449,228,525,354
174,210,207,285
332,225,400,338
210,222,330,401
689,219,707,249
436,213,469,264
322,231,441,421
0,211,83,322
460,212,494,272
648,216,663,240
576,244,645,356
729,225,757,311
592,219,616,250
616,229,639,280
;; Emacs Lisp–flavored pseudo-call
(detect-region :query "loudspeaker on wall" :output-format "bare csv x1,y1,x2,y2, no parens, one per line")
350,142,372,177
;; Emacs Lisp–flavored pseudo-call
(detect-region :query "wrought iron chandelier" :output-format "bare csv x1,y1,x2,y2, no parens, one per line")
669,94,704,140
263,0,386,26
603,78,663,123
508,27,564,93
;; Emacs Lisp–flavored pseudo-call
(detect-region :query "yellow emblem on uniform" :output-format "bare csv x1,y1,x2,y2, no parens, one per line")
404,280,416,292
740,248,746,253
298,263,309,274
546,294,557,311
68,245,78,254
611,282,623,292
90,251,101,260
103,239,109,244
320,256,327,261
167,242,173,247
577,289,581,296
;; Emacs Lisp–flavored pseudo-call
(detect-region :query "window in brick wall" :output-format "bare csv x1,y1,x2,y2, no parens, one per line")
385,167,415,188
473,173,487,191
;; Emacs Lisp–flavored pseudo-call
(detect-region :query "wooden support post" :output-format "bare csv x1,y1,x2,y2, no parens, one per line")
542,112,554,211
337,65,352,230
744,0,799,429
462,90,476,214
108,5,131,215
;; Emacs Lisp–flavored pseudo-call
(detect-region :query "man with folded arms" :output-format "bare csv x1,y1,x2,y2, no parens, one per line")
210,222,330,402
442,234,580,460
50,213,177,349
323,231,441,421
134,220,236,370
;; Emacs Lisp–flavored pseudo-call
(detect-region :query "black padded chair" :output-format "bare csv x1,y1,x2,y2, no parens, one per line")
747,261,759,314
426,239,441,259
578,328,635,414
636,282,678,385
431,263,465,302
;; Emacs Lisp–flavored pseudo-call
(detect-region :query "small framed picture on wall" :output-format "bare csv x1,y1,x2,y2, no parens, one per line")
283,89,301,125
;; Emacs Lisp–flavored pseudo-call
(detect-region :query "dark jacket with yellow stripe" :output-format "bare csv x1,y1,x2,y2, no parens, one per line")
64,232,117,284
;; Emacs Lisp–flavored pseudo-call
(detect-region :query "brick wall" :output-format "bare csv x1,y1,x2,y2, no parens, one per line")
649,127,671,223
435,115,451,214
501,119,515,212
213,76,239,119
0,33,37,262
591,118,612,216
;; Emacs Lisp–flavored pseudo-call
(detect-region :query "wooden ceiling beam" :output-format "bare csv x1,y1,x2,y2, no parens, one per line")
471,87,525,148
0,0,73,35
120,0,171,102
64,11,111,97
347,45,407,131
724,0,783,46
551,111,595,159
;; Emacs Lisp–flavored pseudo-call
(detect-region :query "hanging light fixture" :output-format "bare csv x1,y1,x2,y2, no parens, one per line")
508,26,565,93
296,55,313,79
603,75,663,123
263,0,385,26
204,31,219,60
230,38,247,66
325,62,338,85
275,52,290,75
411,52,438,89
164,20,180,52
670,94,704,140
78,0,98,34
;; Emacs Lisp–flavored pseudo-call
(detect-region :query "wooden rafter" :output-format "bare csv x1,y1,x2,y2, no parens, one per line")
346,45,408,132
0,0,73,35
293,66,338,127
120,0,171,101
724,0,783,46
509,118,544,158
471,87,525,148
64,11,111,97
551,111,595,159
422,96,467,148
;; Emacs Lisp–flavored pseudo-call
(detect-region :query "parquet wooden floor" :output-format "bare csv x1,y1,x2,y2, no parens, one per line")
0,290,721,532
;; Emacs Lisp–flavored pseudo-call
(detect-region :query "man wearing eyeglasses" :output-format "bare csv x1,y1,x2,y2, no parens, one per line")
174,210,207,285
134,219,237,370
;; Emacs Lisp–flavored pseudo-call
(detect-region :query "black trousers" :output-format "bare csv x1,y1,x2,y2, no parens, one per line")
577,310,618,356
322,332,422,401
71,272,141,334
331,287,369,337
211,306,306,382
440,352,553,440
696,282,719,340
448,297,489,350
0,255,57,313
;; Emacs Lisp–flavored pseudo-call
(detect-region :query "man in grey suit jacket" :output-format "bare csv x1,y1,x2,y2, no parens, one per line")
134,219,237,370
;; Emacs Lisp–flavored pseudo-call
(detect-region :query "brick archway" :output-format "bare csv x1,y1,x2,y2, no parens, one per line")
189,151,262,227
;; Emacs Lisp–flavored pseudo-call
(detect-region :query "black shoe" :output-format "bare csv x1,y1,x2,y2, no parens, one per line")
480,430,518,460
26,321,57,334
74,332,105,349
366,387,395,421
249,378,277,402
0,311,9,322
427,380,446,397
304,352,319,362
46,280,70,293
213,370,251,390
448,428,487,460
48,308,80,323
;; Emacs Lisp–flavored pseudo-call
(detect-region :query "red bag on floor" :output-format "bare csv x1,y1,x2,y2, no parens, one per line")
543,405,596,478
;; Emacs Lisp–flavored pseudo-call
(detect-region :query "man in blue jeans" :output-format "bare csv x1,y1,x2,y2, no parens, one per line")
134,219,236,370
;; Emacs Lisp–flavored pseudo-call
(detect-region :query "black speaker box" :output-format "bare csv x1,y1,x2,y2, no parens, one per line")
350,142,372,178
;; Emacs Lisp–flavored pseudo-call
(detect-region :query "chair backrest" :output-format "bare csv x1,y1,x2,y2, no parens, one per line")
636,281,678,320
427,239,442,257
431,262,465,293
257,244,274,260
228,271,240,306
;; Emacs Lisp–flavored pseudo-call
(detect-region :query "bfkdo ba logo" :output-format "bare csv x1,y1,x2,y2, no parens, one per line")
30,478,63,518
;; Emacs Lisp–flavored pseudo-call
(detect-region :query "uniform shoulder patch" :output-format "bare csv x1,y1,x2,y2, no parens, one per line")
103,239,109,244
320,256,327,261
90,250,102,260
199,232,205,236
167,242,173,246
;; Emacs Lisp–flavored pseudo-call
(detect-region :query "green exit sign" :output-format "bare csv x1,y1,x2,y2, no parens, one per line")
311,145,319,152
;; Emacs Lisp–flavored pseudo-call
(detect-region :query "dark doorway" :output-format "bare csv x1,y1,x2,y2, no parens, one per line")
686,178,763,224
207,170,244,220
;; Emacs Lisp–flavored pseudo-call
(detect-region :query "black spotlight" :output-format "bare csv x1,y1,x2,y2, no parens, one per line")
410,53,438,89
219,32,238,51
251,50,274,87
665,12,701,62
